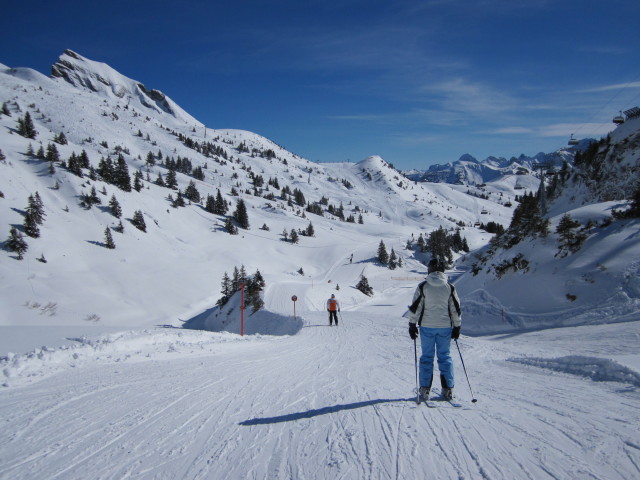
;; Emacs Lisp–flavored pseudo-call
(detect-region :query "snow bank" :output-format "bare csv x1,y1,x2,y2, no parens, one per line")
509,355,640,387
182,293,303,336
1,328,258,388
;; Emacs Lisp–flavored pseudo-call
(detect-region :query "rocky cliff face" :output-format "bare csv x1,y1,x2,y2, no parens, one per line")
51,49,183,119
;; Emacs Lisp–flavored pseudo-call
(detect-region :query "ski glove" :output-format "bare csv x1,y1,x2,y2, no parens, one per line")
409,323,419,340
451,326,460,340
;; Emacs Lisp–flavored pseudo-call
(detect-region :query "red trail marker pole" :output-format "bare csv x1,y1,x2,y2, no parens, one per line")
241,283,245,336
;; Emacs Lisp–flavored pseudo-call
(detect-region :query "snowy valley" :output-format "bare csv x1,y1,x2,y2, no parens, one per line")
0,51,639,480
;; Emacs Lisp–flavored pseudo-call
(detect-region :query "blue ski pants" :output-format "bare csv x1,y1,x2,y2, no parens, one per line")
419,327,454,388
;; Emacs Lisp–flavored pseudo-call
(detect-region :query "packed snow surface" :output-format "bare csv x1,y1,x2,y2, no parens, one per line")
1,305,639,479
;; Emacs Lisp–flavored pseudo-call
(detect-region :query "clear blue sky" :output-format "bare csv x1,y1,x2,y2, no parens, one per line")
3,0,640,170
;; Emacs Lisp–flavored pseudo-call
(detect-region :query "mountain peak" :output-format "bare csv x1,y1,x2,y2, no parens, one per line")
50,50,198,124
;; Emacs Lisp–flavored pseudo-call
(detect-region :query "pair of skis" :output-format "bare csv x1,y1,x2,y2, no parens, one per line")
419,395,462,408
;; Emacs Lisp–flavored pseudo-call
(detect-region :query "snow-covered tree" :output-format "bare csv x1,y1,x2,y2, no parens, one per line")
377,240,388,264
131,210,146,232
17,111,37,139
5,227,28,259
109,195,122,218
356,275,373,296
104,227,116,249
233,199,249,229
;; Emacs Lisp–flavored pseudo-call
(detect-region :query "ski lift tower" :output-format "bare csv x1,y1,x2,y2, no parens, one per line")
533,162,551,179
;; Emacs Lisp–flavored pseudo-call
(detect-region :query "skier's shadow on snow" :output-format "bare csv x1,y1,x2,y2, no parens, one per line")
239,398,411,425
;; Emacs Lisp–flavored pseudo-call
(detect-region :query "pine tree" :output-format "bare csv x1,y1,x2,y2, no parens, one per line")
25,194,40,223
172,191,186,208
104,227,116,249
428,227,453,268
214,189,227,215
97,156,115,183
233,199,249,229
377,240,389,264
221,272,232,299
1,102,10,116
67,152,83,177
78,149,90,169
23,210,40,238
305,222,314,237
231,266,241,292
225,217,238,234
0,149,5,162
131,210,146,232
205,194,215,214
109,195,122,218
24,193,45,237
114,154,131,192
184,180,201,203
165,169,178,190
388,248,397,269
290,229,299,243
355,275,373,296
555,214,585,256
6,227,28,259
54,132,68,145
17,111,37,139
45,143,60,163
154,172,165,187
133,170,143,192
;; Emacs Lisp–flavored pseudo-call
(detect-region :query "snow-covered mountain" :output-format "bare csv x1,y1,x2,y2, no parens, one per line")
1,51,639,480
0,50,510,329
404,145,584,186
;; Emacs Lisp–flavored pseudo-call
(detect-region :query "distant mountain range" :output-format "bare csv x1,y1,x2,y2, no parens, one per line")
403,142,592,186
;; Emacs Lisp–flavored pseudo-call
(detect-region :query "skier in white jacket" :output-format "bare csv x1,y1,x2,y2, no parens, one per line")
408,258,461,401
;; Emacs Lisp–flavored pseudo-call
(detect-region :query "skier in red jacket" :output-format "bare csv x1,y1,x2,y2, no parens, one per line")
326,294,340,326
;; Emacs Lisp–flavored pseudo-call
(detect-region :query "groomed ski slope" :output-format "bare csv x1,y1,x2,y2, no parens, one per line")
1,287,639,479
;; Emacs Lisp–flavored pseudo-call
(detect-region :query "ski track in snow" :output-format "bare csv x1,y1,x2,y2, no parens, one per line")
1,313,639,479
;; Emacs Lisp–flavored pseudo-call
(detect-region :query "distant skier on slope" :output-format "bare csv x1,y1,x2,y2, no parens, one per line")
326,294,341,326
408,258,461,402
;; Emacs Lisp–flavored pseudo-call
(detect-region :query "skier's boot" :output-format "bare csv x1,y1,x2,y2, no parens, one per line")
440,374,454,400
419,386,430,402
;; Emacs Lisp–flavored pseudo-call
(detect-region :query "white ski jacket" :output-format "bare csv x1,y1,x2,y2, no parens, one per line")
408,272,461,328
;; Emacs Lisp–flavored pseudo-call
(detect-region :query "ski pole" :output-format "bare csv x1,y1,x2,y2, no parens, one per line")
414,338,419,404
339,311,343,325
454,339,477,403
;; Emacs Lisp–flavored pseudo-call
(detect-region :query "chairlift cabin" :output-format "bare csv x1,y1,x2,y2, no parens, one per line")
568,134,579,146
613,111,625,125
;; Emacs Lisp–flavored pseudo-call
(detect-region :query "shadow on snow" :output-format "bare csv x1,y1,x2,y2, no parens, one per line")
239,397,412,425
